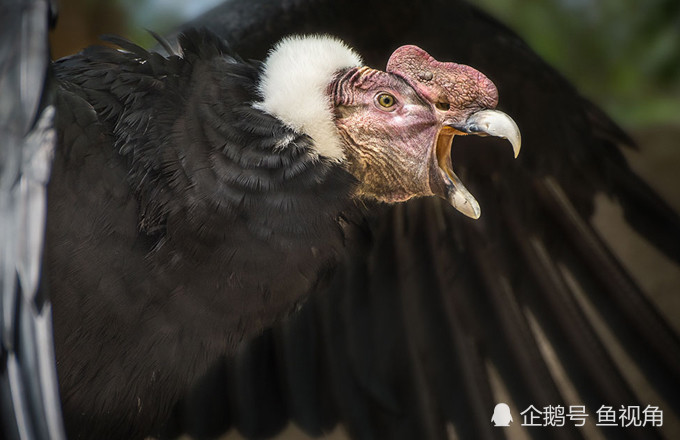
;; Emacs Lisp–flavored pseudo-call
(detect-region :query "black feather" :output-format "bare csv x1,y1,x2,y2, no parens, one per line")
3,1,679,440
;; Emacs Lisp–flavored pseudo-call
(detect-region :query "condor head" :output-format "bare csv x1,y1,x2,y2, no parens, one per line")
257,36,521,219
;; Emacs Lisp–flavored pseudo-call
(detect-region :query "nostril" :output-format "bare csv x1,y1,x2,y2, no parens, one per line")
435,102,450,111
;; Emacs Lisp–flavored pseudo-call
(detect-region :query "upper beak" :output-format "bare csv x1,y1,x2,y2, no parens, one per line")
461,109,521,159
433,109,521,219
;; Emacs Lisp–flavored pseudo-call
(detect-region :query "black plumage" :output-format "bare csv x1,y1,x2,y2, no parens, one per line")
48,29,362,439
1,1,679,440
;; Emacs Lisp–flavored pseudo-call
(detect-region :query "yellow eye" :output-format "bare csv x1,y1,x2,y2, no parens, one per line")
376,93,396,109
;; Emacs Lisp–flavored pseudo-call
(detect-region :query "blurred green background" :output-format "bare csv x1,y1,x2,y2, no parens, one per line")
50,0,680,130
477,0,680,129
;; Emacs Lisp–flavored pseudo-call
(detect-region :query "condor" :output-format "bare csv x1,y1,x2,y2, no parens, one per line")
2,1,679,440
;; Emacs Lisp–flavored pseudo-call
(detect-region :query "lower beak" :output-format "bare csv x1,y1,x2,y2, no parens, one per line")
431,109,521,219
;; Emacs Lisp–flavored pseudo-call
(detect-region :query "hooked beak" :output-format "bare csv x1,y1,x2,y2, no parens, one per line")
432,109,521,219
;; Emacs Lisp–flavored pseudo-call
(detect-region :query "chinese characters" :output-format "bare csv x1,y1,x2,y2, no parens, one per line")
493,404,663,428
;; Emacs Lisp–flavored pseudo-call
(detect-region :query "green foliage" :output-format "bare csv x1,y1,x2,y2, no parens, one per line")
476,0,680,127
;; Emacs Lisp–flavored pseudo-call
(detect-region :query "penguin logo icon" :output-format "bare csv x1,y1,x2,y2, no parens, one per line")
491,403,513,426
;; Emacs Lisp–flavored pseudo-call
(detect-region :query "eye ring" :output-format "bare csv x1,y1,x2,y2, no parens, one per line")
375,92,397,109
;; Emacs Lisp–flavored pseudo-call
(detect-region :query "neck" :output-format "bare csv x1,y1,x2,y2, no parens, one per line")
152,54,357,253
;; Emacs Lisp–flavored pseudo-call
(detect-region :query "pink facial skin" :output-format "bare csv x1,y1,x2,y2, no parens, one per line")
331,46,501,206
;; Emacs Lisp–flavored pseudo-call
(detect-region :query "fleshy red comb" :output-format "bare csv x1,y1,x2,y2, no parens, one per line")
386,45,498,111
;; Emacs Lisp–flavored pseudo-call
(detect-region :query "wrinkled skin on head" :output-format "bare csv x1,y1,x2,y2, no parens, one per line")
331,45,521,218
333,67,440,203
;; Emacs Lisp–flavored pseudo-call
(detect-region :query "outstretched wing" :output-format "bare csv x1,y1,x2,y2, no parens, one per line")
165,1,680,439
0,1,66,439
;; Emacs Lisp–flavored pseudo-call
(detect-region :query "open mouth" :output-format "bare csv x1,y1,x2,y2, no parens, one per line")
430,109,522,219
433,126,481,219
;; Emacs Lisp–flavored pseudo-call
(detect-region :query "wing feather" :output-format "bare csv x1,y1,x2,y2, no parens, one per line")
165,1,680,439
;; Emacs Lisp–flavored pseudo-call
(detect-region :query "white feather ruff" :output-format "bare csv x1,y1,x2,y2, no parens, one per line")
256,35,363,161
